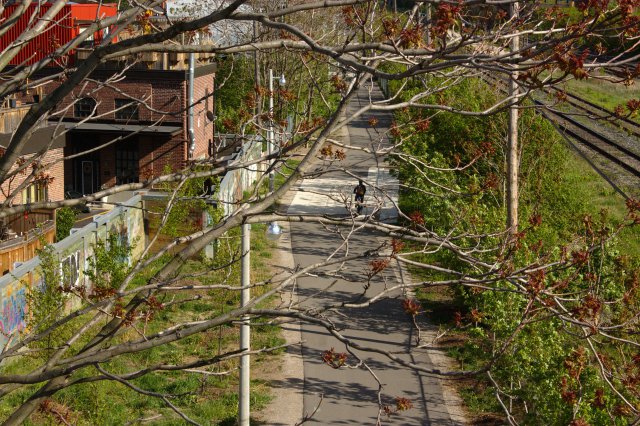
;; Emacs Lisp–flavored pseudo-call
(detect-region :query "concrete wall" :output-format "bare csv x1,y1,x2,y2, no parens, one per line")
217,137,263,217
0,131,264,348
0,194,144,349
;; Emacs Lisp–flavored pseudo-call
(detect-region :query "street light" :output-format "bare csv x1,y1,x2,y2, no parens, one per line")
238,222,251,426
268,69,285,238
238,71,286,426
266,221,281,239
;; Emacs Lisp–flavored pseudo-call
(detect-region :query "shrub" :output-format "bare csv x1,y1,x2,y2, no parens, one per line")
55,207,77,242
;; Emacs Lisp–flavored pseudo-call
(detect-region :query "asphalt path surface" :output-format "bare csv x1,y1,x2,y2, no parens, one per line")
287,84,458,424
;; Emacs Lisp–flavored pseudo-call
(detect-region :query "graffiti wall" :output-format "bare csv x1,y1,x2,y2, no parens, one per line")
0,194,145,350
0,280,26,342
0,143,265,350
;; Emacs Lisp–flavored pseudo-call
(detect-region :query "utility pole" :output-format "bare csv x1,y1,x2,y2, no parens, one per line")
253,20,262,118
507,1,520,235
238,223,251,426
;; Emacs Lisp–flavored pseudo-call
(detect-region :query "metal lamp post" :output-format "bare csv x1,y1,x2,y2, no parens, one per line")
267,69,285,238
238,222,251,426
238,71,286,426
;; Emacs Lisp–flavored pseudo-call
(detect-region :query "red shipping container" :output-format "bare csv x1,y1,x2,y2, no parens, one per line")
0,2,117,67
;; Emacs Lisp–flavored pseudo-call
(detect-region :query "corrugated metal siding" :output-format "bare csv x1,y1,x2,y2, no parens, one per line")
0,3,117,66
69,4,117,21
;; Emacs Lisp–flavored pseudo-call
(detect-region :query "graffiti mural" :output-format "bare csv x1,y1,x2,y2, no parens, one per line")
60,251,81,288
0,194,147,349
0,280,26,340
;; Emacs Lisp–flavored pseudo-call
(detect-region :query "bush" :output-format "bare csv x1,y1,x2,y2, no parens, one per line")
55,207,77,242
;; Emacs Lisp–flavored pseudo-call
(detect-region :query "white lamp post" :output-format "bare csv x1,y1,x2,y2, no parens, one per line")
267,69,285,238
238,70,286,425
238,222,251,426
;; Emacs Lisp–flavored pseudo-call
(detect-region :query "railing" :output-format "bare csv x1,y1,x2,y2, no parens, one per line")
379,78,389,99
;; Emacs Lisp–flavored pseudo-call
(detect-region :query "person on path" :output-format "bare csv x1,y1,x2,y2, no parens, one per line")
353,180,366,214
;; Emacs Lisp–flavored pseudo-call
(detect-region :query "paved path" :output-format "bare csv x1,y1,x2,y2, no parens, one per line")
283,84,464,425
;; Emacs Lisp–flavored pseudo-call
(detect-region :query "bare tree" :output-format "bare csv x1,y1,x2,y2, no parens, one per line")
0,0,639,423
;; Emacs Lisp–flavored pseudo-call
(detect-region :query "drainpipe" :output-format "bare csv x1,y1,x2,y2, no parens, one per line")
188,52,196,158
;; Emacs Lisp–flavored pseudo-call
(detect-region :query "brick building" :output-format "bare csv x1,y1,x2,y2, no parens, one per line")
27,56,217,195
1,2,219,198
0,106,65,204
0,106,60,273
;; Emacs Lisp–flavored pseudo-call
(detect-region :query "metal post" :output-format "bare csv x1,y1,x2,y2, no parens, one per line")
266,70,283,238
188,53,196,158
238,223,251,426
268,69,275,193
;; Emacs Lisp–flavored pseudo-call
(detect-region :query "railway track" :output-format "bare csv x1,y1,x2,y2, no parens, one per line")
535,100,640,179
546,88,640,139
481,73,640,197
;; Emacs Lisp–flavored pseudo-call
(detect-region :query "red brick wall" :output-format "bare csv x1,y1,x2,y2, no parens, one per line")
138,135,186,178
144,136,185,175
11,67,215,191
46,147,64,201
191,74,215,159
139,135,156,179
45,78,184,123
0,147,64,203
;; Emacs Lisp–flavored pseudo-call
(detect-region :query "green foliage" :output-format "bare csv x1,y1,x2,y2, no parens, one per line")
214,54,341,137
84,232,134,293
389,73,640,422
154,165,224,238
25,244,72,358
215,55,256,133
55,207,77,242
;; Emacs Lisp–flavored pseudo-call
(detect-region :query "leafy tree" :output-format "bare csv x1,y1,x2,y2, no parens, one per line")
0,0,638,424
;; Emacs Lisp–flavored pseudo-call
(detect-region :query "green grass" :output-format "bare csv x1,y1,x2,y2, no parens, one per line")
274,159,301,188
0,222,285,424
561,76,640,122
561,142,640,254
394,74,640,421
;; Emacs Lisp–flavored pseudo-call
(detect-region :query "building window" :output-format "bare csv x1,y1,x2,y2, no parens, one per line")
115,99,139,120
74,97,97,118
23,181,48,203
116,144,139,185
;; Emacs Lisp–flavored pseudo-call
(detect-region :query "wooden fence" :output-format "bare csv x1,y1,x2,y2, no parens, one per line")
0,209,55,275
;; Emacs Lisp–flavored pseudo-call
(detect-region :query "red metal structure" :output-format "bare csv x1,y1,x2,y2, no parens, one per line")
0,2,118,66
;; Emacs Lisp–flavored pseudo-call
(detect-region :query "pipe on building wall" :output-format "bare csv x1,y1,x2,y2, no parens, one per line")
188,52,196,158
